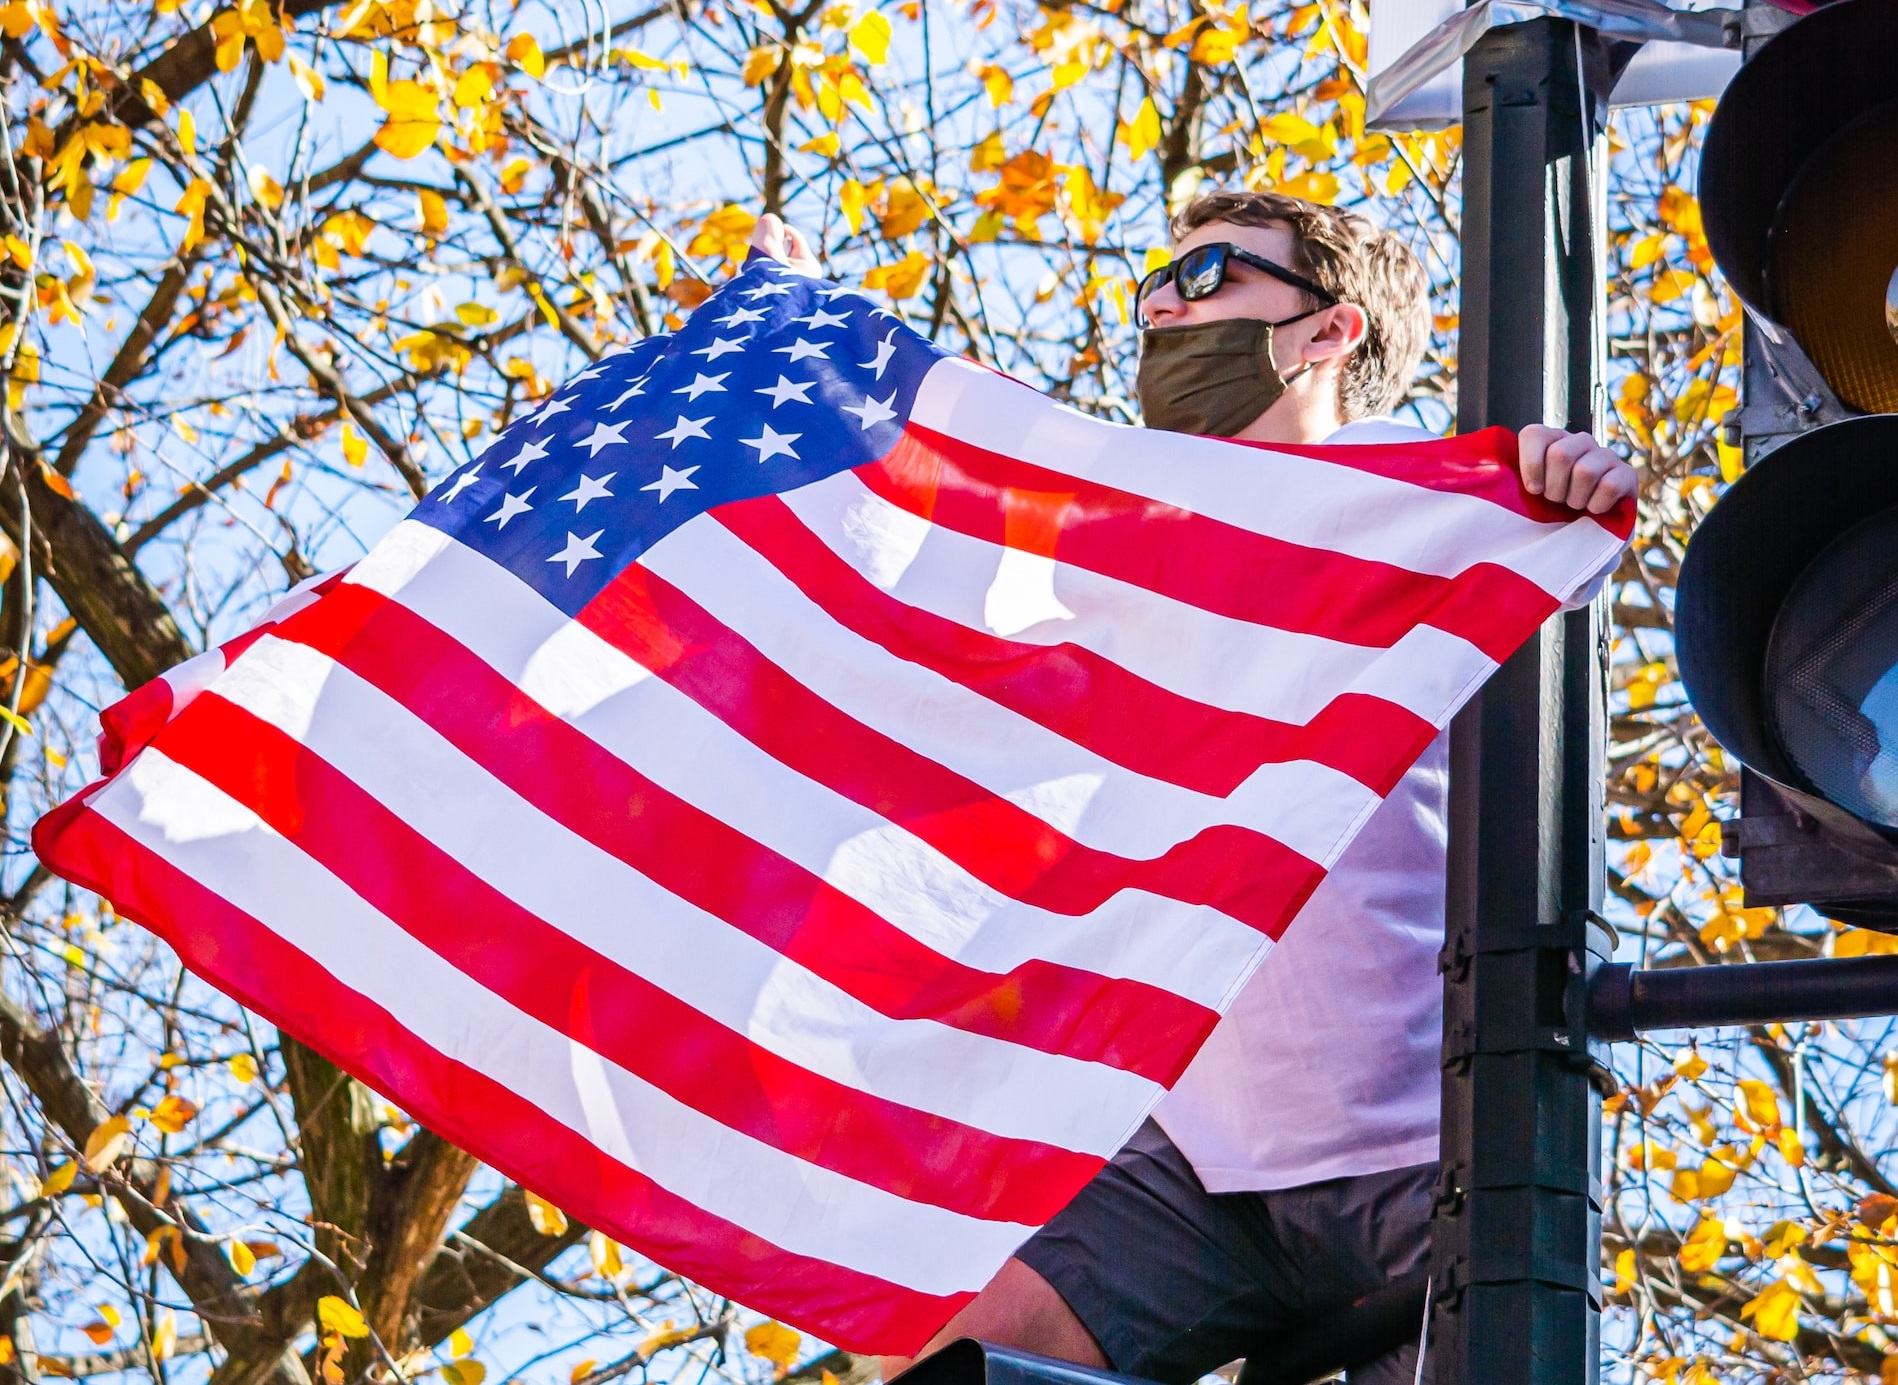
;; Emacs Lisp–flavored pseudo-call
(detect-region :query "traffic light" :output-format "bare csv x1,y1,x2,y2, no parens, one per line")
1673,0,1898,927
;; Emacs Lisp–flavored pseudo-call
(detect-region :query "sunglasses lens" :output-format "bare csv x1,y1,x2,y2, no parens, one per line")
1176,245,1225,301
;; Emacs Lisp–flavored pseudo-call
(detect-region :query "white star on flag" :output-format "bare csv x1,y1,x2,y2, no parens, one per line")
842,391,899,430
674,372,730,401
714,306,768,327
440,466,482,503
795,308,851,331
862,335,898,379
531,396,572,425
560,473,616,511
578,422,630,457
498,438,549,474
483,488,534,529
693,337,748,362
655,415,713,448
547,529,605,577
774,338,831,363
606,379,650,411
641,465,700,502
742,281,794,299
741,424,802,463
757,375,815,408
568,364,609,384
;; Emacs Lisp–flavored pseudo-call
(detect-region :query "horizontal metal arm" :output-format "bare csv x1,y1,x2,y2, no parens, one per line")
1590,955,1898,1040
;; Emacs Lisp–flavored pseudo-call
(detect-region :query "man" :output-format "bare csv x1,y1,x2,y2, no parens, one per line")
751,191,1635,1385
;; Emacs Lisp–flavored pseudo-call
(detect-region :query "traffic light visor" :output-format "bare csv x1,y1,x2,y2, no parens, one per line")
1677,417,1898,827
1698,0,1898,413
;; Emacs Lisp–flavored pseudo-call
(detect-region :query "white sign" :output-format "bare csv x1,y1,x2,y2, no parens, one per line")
1367,0,1741,130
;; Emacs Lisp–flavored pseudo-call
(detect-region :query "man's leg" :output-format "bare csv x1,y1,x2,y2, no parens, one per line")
884,1121,1301,1385
876,1257,1108,1381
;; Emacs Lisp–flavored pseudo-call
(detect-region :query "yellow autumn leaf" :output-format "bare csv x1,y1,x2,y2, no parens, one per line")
638,1323,695,1357
227,1238,255,1275
742,45,781,86
83,1114,132,1173
863,250,928,300
1678,1216,1726,1272
1651,267,1698,304
1740,1278,1801,1342
455,303,498,327
151,1310,176,1362
375,115,440,160
288,54,325,101
317,1296,369,1339
447,1328,473,1359
41,1161,76,1197
686,204,758,267
525,1191,568,1236
146,1095,198,1135
848,10,890,64
417,189,449,236
442,1362,486,1385
589,1231,623,1280
976,62,1012,107
1736,1079,1781,1132
177,108,197,158
569,1362,597,1385
839,178,870,234
744,1321,801,1370
1776,1127,1806,1167
1120,96,1161,162
1612,1248,1636,1295
506,33,545,78
1673,1048,1707,1081
453,65,494,109
248,166,283,210
1276,170,1340,204
112,160,152,197
340,424,368,468
878,177,936,239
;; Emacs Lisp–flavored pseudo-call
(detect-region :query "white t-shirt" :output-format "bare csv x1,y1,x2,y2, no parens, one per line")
1153,416,1612,1193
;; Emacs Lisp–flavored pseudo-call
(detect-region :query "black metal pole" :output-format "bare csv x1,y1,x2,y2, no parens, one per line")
1434,20,1618,1385
1590,955,1898,1040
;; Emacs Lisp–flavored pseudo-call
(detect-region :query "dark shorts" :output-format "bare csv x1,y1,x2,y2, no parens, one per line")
1015,1121,1435,1385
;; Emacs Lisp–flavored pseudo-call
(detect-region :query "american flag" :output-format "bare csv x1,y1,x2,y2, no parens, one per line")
35,255,1632,1354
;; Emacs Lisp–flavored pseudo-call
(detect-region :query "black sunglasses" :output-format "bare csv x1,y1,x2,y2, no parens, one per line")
1135,242,1337,319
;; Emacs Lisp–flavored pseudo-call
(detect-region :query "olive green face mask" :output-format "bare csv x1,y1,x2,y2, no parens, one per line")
1135,314,1318,437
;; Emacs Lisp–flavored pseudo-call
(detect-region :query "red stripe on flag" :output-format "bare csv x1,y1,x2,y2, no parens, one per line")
862,426,1559,664
274,583,1220,1087
29,802,973,1355
1244,424,1636,537
716,494,1440,797
577,560,1326,943
152,688,1106,1227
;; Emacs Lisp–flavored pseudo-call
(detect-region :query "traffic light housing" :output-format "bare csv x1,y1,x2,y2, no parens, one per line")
1673,0,1898,927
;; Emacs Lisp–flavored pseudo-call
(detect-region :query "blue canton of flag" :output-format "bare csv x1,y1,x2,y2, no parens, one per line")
412,254,944,616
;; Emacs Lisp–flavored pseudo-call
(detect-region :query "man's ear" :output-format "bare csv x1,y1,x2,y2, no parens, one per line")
1303,303,1368,365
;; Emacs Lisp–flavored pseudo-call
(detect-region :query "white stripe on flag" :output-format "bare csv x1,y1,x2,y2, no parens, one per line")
777,468,1500,726
348,524,1270,1006
640,514,1381,866
212,633,1159,1151
90,751,1036,1295
909,358,1625,599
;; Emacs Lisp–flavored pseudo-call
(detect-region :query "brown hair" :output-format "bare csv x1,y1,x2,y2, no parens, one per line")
1170,189,1431,422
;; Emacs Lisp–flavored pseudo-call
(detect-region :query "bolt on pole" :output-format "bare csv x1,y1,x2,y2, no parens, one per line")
1433,18,1619,1385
